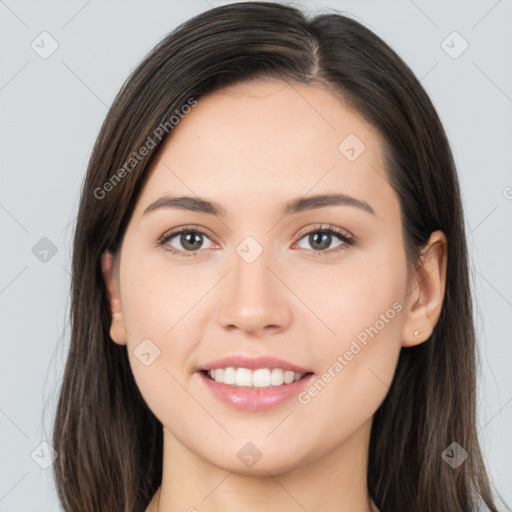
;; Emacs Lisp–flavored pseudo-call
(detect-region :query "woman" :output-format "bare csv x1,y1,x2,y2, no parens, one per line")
52,2,506,511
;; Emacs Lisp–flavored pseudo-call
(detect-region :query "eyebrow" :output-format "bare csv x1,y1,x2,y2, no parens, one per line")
142,193,376,218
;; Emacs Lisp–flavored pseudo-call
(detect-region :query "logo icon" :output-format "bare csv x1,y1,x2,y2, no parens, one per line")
32,237,58,263
236,236,263,264
31,32,59,59
441,31,469,59
441,441,468,468
31,441,58,469
338,134,366,161
237,441,263,468
134,338,161,366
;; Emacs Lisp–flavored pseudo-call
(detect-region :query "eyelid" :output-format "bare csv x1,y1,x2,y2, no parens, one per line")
157,223,356,257
294,223,354,243
157,224,218,253
158,224,214,244
292,224,356,256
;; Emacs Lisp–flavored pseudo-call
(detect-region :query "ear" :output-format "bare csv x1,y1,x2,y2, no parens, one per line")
101,251,127,345
401,230,448,347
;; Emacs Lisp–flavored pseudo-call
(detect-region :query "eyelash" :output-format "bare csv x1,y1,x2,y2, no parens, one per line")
157,224,356,258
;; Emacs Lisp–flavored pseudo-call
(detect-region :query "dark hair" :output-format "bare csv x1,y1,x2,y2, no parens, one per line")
52,2,506,511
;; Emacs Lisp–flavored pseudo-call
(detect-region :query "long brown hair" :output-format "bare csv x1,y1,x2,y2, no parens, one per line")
51,2,506,511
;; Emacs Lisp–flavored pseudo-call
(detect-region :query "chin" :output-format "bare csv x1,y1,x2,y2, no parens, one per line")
200,440,313,477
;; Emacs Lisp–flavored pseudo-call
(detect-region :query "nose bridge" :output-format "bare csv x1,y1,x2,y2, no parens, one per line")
231,236,278,307
234,241,272,297
216,234,291,333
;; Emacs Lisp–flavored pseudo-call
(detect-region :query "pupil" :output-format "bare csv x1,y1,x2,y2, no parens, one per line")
182,232,202,250
311,232,331,250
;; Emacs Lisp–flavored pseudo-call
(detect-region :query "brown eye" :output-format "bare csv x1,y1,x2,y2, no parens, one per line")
294,225,355,255
159,226,216,257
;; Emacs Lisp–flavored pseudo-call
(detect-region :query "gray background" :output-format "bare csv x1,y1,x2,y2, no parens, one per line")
1,0,511,510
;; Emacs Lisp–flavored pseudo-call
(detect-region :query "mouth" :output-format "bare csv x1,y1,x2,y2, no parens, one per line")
198,368,315,411
196,355,315,410
200,367,314,389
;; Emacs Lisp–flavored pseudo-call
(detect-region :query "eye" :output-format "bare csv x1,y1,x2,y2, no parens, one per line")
157,224,356,258
158,225,217,257
293,224,355,255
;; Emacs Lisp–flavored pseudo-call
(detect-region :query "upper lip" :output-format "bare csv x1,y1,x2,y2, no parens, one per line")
197,355,313,374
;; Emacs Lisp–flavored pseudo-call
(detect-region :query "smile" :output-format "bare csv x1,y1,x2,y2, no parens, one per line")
198,369,314,411
204,367,307,388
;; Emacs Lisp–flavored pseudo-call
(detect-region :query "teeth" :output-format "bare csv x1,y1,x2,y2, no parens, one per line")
223,366,236,385
206,367,305,388
235,368,253,387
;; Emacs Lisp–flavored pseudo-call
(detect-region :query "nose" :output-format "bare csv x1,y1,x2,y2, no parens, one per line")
216,247,292,336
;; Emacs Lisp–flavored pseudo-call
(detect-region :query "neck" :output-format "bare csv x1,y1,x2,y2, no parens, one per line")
148,419,378,512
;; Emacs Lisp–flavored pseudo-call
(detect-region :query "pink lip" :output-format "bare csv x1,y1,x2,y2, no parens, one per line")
197,355,313,374
197,371,315,411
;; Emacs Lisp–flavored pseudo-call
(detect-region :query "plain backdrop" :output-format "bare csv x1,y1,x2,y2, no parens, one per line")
0,0,511,510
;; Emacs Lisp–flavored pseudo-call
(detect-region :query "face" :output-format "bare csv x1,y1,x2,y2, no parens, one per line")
102,80,437,476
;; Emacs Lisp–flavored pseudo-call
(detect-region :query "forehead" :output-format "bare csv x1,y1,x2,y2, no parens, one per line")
134,79,396,219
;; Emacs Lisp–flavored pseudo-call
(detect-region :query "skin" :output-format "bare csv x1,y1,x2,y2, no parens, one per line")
102,79,447,512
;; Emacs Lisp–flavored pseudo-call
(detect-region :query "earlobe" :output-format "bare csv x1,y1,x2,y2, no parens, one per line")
101,251,128,345
109,313,128,346
401,231,448,348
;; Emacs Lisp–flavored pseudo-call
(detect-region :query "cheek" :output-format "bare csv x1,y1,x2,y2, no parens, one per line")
120,252,204,347
297,254,406,420
294,298,403,454
126,347,191,426
117,254,201,421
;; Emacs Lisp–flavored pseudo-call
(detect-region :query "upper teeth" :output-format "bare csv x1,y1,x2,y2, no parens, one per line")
207,367,304,388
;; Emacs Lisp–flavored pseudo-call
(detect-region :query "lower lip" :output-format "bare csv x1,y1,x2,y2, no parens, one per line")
198,371,315,411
